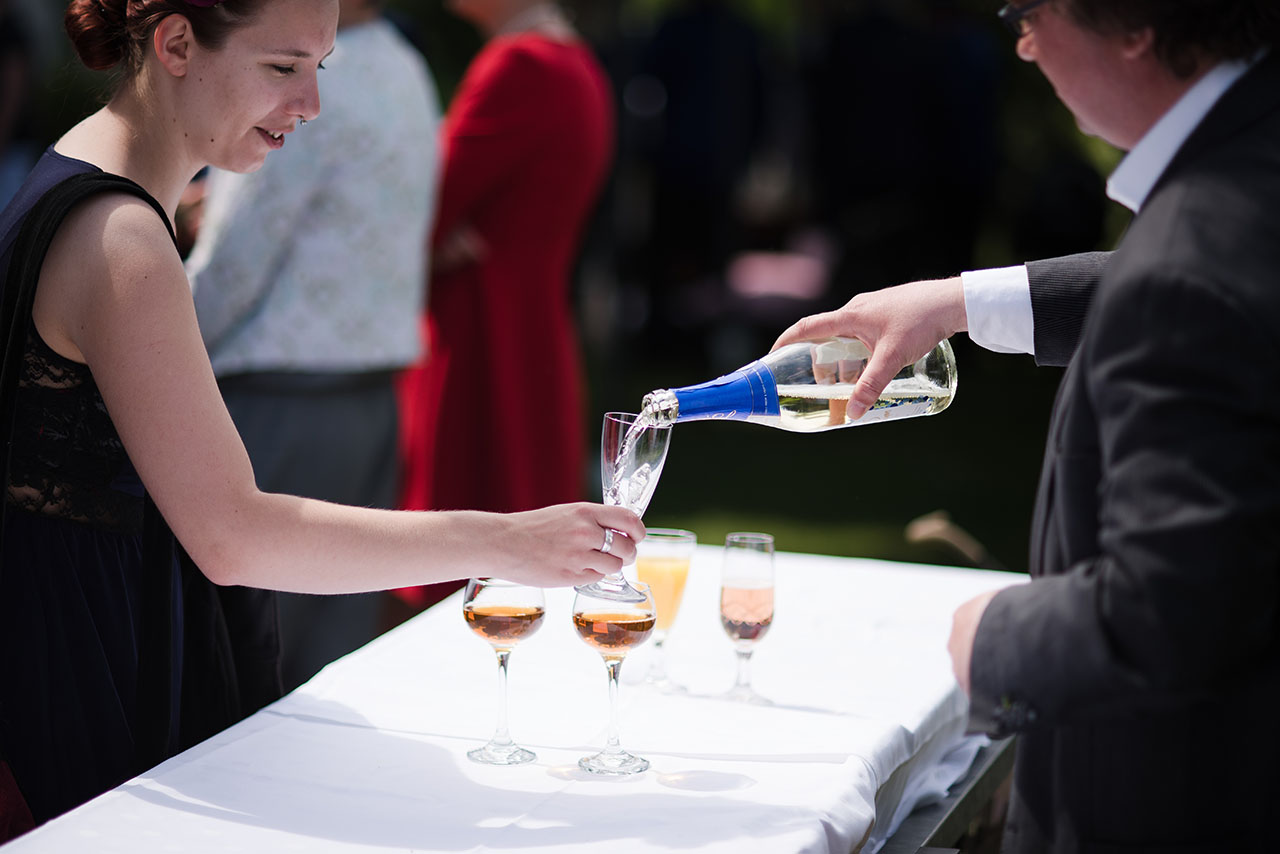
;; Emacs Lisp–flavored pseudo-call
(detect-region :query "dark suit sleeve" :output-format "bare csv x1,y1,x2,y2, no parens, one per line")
968,269,1280,735
1026,251,1111,367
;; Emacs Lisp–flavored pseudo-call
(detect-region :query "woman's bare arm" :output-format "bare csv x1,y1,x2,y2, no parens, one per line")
33,194,637,592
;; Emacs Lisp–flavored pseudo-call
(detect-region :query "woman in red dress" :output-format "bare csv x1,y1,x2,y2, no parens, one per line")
395,0,615,609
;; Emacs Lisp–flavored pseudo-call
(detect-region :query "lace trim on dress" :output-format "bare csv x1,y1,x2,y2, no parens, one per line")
4,327,143,533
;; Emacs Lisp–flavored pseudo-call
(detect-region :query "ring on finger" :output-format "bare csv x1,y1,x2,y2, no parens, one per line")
600,528,615,555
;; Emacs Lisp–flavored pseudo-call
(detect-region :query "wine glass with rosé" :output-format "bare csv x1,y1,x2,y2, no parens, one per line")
635,528,697,691
462,578,546,765
720,532,775,705
575,412,672,603
573,582,656,775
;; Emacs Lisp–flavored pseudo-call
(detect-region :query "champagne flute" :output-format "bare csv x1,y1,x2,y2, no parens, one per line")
463,578,546,764
720,532,775,705
635,528,697,691
575,411,672,603
573,582,656,775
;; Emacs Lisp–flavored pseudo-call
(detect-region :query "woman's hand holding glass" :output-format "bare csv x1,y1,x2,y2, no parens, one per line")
488,502,643,588
576,412,672,602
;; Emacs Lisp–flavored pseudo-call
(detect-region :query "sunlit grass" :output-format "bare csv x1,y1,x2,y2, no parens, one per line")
644,509,972,567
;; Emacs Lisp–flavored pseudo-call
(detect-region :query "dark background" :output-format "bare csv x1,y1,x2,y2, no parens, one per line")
3,0,1130,573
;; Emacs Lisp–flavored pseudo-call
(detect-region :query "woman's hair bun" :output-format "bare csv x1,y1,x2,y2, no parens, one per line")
64,0,130,72
64,0,258,78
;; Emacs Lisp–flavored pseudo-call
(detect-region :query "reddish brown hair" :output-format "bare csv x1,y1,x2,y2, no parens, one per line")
64,0,269,77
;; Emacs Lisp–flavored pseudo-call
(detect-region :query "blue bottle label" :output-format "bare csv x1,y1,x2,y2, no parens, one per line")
671,360,780,422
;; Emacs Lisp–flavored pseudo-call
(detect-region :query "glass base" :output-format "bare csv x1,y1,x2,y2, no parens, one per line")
579,750,649,775
644,673,686,694
467,741,536,765
575,573,648,603
723,685,773,706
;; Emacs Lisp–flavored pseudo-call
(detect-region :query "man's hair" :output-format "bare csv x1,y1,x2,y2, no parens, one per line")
1065,0,1280,77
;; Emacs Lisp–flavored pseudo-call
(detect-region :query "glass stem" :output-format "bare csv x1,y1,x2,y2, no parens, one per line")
491,648,513,747
604,657,624,755
648,633,667,680
734,648,753,691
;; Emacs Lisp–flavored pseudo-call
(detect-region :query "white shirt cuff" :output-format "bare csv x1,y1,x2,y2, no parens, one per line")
961,265,1035,355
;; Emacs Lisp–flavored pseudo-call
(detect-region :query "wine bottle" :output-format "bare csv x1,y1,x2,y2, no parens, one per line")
642,337,956,433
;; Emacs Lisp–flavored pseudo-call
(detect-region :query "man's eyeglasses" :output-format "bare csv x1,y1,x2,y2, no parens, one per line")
997,0,1053,37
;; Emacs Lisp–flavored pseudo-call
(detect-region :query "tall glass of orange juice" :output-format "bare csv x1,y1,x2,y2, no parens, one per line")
634,528,696,691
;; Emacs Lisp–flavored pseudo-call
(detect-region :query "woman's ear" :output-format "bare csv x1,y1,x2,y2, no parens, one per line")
152,14,195,77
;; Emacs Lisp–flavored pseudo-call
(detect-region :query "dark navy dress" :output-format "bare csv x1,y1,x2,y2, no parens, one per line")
0,150,279,828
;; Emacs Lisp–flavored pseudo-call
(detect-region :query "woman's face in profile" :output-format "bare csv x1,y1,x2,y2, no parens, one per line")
179,0,338,173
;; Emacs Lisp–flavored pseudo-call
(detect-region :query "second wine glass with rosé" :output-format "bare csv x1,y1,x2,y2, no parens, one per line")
573,582,656,775
720,532,775,705
462,578,546,765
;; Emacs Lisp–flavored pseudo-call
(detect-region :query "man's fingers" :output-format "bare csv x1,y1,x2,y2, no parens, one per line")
771,312,846,352
846,348,903,420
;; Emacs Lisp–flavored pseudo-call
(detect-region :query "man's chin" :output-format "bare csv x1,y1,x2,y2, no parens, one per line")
1072,114,1099,138
1070,111,1135,150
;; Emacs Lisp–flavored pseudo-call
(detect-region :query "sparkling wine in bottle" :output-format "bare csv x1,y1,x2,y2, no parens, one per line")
642,337,956,433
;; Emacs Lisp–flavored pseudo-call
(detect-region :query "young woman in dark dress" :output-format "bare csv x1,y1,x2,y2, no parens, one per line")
0,0,641,837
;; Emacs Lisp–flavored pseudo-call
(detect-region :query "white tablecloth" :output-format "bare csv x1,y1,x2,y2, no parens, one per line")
6,548,1018,853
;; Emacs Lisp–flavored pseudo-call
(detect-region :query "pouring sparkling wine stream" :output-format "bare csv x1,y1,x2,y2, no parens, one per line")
581,339,955,602
576,412,671,602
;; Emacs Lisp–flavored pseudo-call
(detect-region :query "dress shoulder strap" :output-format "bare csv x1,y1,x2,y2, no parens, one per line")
1,172,176,413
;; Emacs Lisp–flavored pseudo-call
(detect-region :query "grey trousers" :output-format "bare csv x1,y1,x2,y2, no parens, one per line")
219,371,399,692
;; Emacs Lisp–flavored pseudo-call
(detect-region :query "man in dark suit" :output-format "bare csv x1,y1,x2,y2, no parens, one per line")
775,1,1280,851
